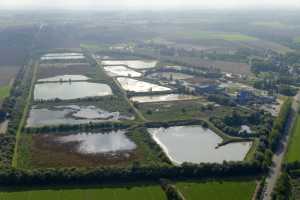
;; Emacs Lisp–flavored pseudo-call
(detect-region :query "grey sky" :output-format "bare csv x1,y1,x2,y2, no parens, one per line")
1,0,300,10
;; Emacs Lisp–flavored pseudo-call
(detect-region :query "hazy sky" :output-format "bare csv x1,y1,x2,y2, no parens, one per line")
1,0,300,10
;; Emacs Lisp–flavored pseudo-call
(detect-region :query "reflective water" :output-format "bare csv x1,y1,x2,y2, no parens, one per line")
34,82,112,100
41,53,85,60
37,75,90,82
104,66,142,77
102,60,157,69
117,77,171,92
148,126,252,164
56,131,137,154
131,94,197,103
26,105,133,127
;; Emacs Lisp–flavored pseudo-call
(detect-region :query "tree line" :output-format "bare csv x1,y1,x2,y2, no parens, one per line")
0,162,262,187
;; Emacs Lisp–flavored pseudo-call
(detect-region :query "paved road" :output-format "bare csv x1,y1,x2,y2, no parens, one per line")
263,92,300,200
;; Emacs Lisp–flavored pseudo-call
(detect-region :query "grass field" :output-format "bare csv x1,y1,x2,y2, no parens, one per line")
138,100,234,122
175,31,257,42
0,184,166,200
176,180,256,200
286,115,300,163
294,36,300,44
0,85,11,99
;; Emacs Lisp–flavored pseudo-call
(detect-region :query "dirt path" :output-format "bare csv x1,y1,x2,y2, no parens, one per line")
263,92,300,200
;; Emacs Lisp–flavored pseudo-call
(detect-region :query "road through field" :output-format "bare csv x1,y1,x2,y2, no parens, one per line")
263,91,300,200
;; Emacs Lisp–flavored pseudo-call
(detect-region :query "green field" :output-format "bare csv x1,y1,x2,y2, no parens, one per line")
286,115,300,163
0,85,11,100
0,185,166,200
293,36,300,43
176,180,256,200
175,30,257,41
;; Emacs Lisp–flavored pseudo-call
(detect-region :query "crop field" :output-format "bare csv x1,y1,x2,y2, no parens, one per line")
17,128,166,169
0,184,167,200
176,180,256,200
286,115,300,163
166,56,252,75
172,30,257,42
0,66,20,86
242,39,292,54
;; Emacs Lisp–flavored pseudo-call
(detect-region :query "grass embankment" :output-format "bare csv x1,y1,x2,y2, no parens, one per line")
176,180,257,200
0,184,166,200
286,115,300,163
244,139,259,162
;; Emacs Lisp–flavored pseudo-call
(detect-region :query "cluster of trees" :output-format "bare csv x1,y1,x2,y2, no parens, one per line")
0,65,32,167
254,78,298,97
0,135,15,166
210,111,272,138
253,99,292,168
211,117,258,138
251,53,300,96
160,179,184,200
207,94,236,106
268,99,292,152
0,162,262,186
251,59,283,74
145,119,208,129
272,172,292,200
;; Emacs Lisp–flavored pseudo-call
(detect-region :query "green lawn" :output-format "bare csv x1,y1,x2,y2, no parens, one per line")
0,85,11,100
176,180,256,200
286,115,300,163
0,185,166,200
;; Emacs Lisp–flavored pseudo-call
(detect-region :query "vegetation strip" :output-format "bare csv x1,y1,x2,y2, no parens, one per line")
12,61,38,167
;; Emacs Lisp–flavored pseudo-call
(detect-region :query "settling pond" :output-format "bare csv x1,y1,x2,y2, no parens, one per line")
34,82,112,100
148,126,252,164
41,53,85,61
117,77,171,93
104,65,142,77
102,60,157,69
37,75,90,82
26,105,133,127
55,131,137,154
131,94,197,103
